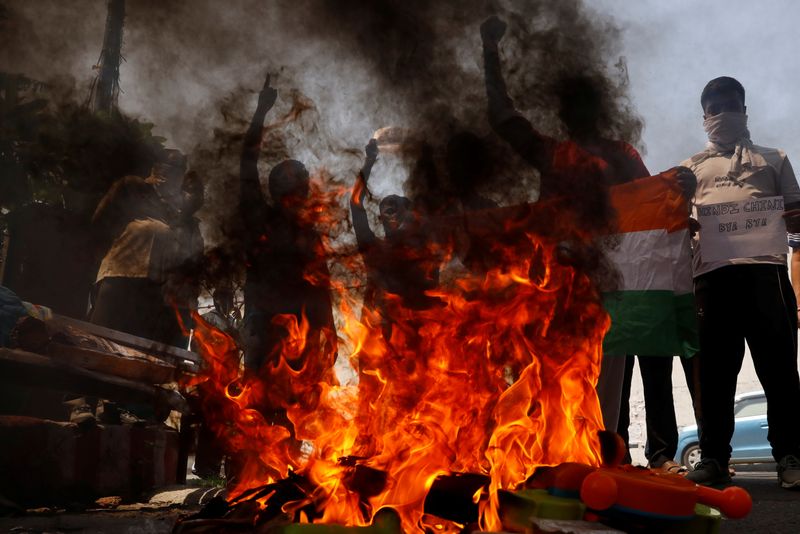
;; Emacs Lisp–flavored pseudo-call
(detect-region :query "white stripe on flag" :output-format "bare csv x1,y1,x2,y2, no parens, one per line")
669,229,694,295
605,228,693,293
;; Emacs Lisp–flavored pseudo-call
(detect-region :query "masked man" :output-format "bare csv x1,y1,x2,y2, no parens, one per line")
683,76,800,488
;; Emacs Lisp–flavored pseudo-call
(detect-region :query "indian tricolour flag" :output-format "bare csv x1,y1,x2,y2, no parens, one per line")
602,172,699,358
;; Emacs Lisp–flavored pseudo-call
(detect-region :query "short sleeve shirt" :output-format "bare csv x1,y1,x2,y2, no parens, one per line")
97,217,177,282
681,145,800,277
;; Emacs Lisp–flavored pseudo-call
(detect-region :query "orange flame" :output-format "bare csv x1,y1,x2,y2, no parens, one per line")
187,179,608,532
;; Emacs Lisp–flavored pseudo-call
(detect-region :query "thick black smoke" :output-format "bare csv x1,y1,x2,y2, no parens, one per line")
2,0,641,297
3,0,641,188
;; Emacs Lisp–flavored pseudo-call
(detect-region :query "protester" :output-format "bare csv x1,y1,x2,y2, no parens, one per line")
350,139,441,336
192,286,240,479
683,76,800,488
90,150,203,347
616,354,698,471
80,150,204,424
168,170,206,348
200,286,241,341
481,15,650,431
238,74,337,421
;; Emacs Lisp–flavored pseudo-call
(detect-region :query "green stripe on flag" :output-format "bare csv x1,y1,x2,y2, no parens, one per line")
602,291,698,358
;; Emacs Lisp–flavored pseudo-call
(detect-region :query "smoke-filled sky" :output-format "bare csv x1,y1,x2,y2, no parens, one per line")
4,0,800,201
2,1,633,198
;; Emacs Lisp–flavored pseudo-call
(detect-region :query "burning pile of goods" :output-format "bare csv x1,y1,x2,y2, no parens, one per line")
172,171,751,533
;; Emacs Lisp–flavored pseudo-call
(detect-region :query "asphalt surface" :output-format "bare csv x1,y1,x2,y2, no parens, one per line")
720,466,800,534
0,466,796,533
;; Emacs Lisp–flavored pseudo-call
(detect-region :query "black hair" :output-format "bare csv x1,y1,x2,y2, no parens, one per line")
157,148,188,169
553,74,608,137
268,159,309,201
379,194,412,212
556,75,605,108
701,77,745,108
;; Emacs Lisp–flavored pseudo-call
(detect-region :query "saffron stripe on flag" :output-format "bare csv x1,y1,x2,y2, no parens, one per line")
610,174,689,234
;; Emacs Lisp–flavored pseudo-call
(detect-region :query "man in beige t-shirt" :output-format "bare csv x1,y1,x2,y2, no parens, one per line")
90,150,204,347
682,76,800,489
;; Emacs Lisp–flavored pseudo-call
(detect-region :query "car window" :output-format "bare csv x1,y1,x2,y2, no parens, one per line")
735,398,767,417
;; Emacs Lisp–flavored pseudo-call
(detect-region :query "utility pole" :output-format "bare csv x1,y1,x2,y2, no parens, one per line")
88,0,126,114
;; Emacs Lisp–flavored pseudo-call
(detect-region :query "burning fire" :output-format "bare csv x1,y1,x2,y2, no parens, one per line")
185,178,609,532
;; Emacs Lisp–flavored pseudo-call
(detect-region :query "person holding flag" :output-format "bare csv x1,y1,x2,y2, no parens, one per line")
481,15,699,463
683,76,800,488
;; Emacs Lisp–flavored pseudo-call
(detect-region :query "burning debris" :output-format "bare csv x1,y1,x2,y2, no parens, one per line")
180,104,611,528
0,0,761,533
173,72,710,528
171,432,752,533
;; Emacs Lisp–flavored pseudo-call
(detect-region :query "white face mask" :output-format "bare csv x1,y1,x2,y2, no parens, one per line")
703,112,750,148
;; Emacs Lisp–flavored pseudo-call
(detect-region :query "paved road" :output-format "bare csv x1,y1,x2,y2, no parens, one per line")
1,468,797,533
720,467,800,534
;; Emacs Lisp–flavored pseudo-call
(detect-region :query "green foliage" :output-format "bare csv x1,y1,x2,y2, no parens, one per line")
1,72,166,215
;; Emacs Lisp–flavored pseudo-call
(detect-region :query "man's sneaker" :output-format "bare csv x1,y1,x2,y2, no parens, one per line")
98,402,147,426
777,454,800,489
97,401,121,425
118,409,147,426
64,397,96,428
651,460,689,475
69,403,96,427
191,462,222,480
686,458,732,487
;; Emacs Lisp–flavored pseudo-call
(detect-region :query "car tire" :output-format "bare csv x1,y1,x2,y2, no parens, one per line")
681,443,701,471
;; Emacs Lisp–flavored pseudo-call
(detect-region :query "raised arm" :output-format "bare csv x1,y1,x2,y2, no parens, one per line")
350,139,379,250
481,16,554,172
92,177,128,228
92,175,157,250
240,74,278,229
